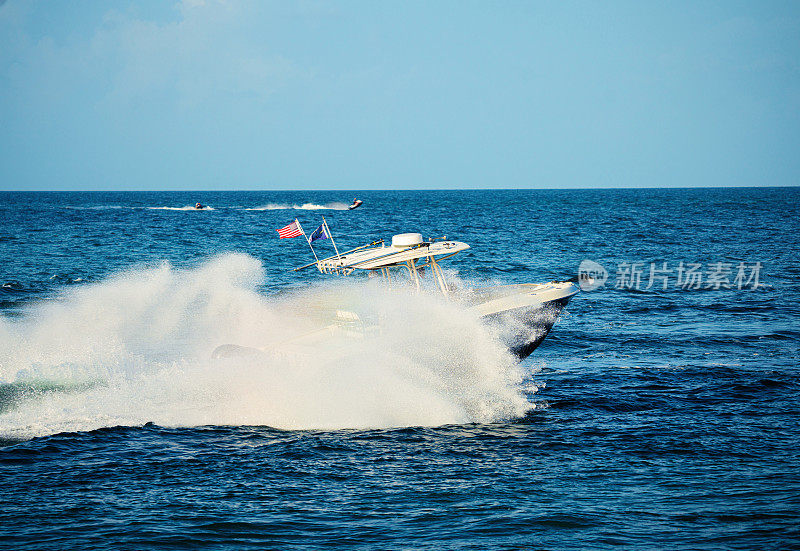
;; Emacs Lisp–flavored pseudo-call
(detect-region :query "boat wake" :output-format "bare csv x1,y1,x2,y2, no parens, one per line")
61,204,350,212
0,254,532,440
246,202,349,211
147,206,215,211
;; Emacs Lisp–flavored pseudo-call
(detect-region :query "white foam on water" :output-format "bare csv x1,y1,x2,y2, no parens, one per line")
244,204,285,210
246,202,349,211
147,206,215,211
0,254,532,439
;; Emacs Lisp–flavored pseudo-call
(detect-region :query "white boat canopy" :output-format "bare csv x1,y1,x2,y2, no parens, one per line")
295,232,469,295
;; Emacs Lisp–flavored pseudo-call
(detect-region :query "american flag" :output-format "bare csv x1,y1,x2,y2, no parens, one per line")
276,220,303,239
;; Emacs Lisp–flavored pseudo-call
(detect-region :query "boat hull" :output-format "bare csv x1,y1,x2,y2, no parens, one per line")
212,282,579,363
470,282,579,361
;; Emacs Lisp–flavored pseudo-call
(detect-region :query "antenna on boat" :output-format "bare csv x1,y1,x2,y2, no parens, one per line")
322,216,342,267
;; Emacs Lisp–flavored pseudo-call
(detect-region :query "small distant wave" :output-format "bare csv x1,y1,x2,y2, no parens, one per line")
49,275,87,285
246,202,349,211
147,206,215,211
63,206,124,210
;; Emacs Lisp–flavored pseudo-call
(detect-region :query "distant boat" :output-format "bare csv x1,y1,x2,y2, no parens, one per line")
194,203,204,210
348,198,363,210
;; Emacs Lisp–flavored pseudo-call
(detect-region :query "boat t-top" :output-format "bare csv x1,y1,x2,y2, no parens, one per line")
300,233,462,289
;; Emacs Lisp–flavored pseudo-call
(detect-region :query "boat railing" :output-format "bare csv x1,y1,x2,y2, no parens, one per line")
293,239,384,272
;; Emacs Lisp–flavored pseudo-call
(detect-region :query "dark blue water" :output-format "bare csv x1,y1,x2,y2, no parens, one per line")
1,189,799,549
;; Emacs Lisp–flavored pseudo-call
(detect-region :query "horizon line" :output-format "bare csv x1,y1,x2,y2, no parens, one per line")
0,185,798,193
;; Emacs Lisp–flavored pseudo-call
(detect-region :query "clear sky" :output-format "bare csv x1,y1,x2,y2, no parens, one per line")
1,0,798,190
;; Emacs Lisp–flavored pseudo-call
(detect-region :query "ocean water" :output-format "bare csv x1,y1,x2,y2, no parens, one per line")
0,188,798,549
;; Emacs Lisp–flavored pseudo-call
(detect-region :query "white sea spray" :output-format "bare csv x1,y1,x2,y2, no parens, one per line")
0,254,532,439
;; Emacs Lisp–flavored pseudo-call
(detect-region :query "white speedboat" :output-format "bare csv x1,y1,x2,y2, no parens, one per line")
214,231,578,362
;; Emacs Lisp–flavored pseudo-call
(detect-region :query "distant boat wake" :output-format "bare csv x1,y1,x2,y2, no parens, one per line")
147,206,215,211
61,204,351,212
246,202,349,211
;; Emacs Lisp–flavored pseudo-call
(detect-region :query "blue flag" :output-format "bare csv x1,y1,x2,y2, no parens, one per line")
308,224,329,243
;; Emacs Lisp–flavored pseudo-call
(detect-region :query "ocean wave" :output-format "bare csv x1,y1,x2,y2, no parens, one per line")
63,206,125,210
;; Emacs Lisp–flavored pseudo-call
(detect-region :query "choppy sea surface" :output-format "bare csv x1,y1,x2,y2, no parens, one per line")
1,189,798,549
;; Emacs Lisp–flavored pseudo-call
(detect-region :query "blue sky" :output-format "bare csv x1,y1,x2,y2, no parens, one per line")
1,0,798,190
